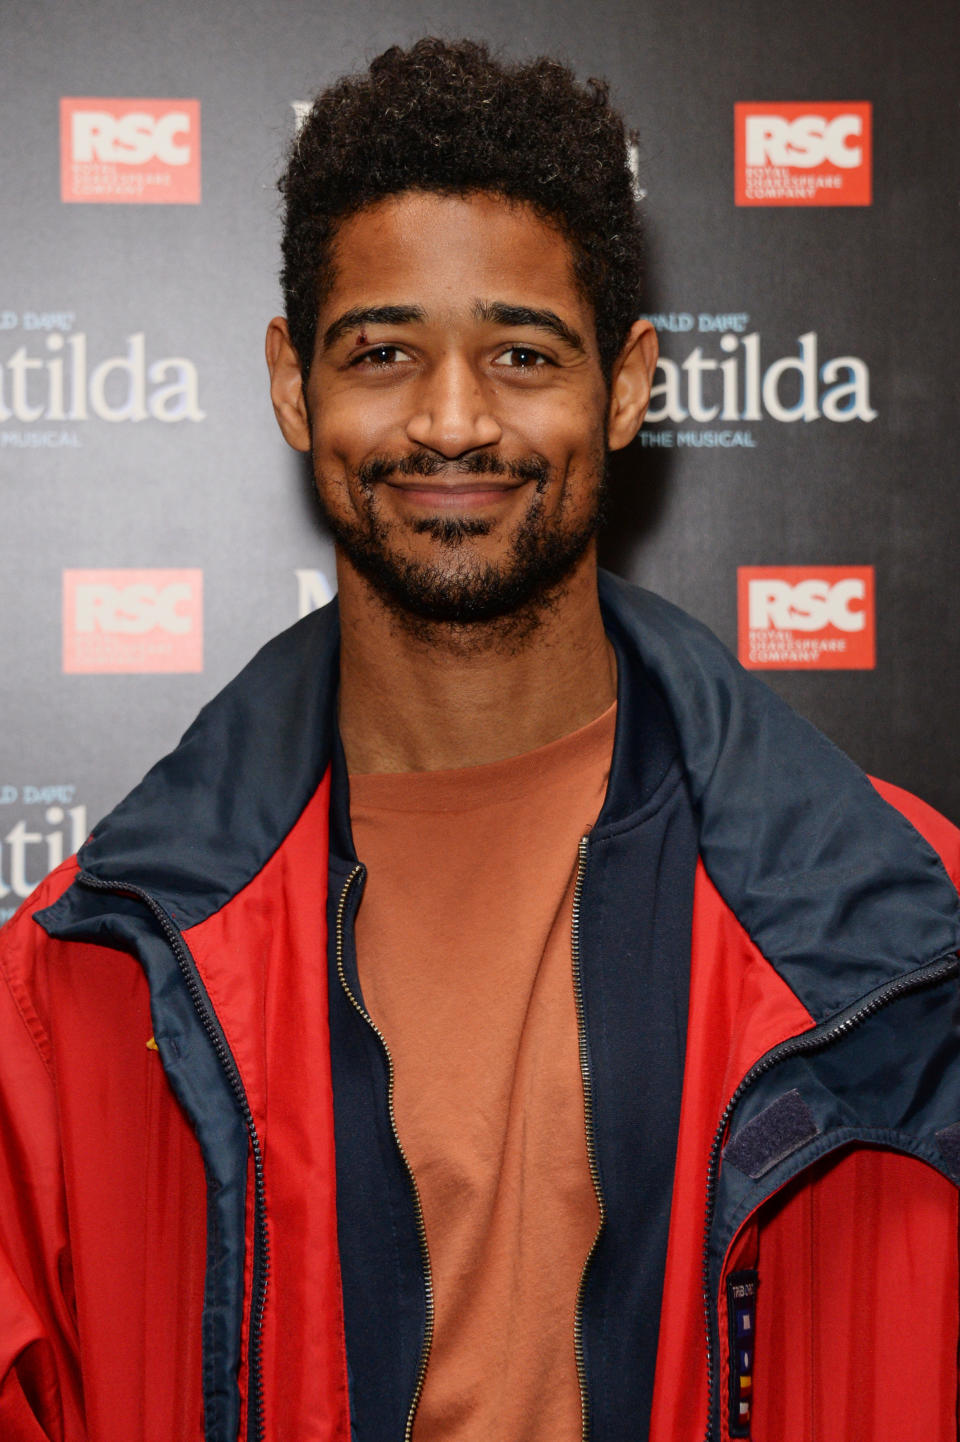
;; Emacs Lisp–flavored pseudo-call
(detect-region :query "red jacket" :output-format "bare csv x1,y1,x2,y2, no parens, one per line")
2,575,959,1441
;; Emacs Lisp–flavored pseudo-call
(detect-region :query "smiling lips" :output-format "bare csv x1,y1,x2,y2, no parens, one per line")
384,477,528,509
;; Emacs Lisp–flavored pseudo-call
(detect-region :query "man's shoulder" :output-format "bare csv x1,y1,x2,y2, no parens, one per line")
0,857,82,1066
31,601,344,934
598,574,959,1003
602,575,957,851
871,777,960,886
1,856,80,954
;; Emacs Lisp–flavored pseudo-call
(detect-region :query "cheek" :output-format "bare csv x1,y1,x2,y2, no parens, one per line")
517,380,605,448
527,400,606,489
550,427,608,523
308,386,405,467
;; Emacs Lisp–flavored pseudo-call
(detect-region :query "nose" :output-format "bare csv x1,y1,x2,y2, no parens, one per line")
405,353,502,456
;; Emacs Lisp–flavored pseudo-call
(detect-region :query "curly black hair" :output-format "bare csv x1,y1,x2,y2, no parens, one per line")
278,38,644,378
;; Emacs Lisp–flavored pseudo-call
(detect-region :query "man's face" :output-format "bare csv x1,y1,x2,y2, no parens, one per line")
269,191,654,626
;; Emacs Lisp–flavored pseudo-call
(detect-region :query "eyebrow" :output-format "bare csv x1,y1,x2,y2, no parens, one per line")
321,305,426,351
320,300,587,355
474,301,586,354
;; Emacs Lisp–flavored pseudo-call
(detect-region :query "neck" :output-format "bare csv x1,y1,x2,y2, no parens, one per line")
336,549,616,773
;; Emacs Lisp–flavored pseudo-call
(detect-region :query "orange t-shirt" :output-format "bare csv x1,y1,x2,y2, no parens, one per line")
349,702,616,1442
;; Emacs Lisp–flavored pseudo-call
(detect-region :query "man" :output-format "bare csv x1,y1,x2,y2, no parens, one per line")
1,37,959,1442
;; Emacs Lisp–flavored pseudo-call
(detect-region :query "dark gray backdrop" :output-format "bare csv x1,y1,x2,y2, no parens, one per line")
2,0,957,922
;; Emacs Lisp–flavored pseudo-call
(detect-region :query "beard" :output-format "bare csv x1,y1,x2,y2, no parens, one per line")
313,447,608,629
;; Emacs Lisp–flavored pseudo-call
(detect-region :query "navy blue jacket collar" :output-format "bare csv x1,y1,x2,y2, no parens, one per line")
39,572,960,1024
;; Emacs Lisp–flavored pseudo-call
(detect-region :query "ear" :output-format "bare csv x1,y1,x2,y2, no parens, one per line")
606,318,659,452
265,316,311,453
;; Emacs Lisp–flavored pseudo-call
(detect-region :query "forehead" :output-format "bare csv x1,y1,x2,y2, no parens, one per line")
322,191,590,328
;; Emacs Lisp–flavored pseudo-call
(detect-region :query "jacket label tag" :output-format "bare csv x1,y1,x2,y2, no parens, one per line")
726,1269,758,1438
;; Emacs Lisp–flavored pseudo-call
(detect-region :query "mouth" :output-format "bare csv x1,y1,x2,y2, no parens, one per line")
357,450,551,513
383,478,528,510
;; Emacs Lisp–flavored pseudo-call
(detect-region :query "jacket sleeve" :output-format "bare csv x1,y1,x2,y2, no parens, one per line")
0,880,86,1441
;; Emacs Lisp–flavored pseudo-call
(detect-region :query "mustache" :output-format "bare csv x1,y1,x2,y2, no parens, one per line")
357,449,551,490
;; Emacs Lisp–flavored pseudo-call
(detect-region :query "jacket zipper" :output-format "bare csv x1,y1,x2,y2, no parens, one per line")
334,863,435,1442
77,872,269,1442
700,948,960,1442
572,835,606,1442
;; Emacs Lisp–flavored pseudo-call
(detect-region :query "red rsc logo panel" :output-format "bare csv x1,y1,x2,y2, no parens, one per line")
735,102,872,206
737,566,875,670
60,98,201,204
62,568,204,673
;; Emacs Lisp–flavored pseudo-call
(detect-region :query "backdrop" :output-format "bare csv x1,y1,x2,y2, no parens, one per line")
2,0,957,923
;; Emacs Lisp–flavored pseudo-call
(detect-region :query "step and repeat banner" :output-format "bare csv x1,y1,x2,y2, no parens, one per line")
2,0,957,922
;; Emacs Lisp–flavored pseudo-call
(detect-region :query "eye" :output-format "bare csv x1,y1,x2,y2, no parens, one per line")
492,346,550,370
351,344,411,368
